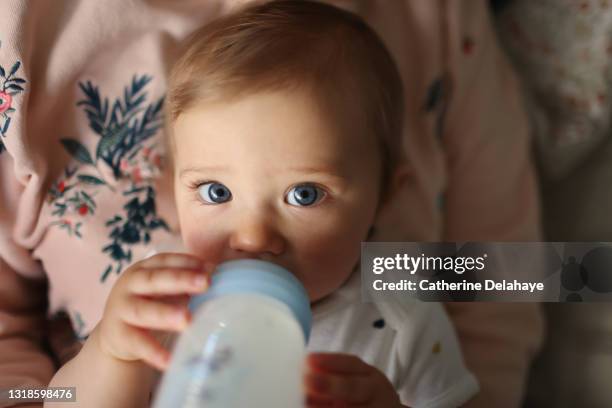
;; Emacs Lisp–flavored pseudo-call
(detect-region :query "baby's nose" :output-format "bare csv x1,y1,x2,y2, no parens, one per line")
228,216,285,256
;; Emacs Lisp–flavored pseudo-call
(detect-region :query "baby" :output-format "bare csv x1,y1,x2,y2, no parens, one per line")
48,1,478,406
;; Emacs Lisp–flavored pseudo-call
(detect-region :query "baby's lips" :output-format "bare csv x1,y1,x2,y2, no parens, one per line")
191,274,209,289
202,262,217,275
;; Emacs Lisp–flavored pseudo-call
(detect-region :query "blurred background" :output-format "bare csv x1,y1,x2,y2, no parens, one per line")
493,0,612,406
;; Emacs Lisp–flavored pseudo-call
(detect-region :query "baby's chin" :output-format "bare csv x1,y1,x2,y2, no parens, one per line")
303,271,355,304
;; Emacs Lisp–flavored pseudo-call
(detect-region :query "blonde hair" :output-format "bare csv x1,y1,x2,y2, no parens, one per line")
166,0,405,194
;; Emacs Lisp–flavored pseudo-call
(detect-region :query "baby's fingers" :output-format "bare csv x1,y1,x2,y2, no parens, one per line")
140,252,205,269
307,353,371,375
128,326,171,371
122,296,191,331
305,354,401,407
129,267,210,296
305,371,374,404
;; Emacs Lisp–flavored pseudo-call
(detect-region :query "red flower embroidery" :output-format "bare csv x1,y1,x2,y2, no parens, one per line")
152,154,162,168
0,91,12,114
462,37,475,55
131,167,142,184
78,204,88,215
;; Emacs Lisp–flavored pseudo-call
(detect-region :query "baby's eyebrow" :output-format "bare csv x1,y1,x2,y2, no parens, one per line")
285,165,347,181
179,165,228,178
178,164,348,182
287,165,336,173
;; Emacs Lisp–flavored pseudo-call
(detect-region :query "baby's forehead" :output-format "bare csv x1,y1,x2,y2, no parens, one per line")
174,104,380,176
174,90,374,146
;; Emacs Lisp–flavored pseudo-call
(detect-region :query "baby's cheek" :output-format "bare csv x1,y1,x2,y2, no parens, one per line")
295,223,363,299
315,238,360,275
181,228,226,263
319,216,366,255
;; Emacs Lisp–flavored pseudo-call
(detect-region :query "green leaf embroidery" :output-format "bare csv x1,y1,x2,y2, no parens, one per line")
77,174,106,186
61,139,94,165
8,61,21,77
95,126,130,160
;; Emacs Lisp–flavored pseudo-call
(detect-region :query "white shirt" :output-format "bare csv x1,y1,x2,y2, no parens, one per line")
308,271,479,408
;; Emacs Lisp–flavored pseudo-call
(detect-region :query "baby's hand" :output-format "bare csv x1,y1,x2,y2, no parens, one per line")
92,253,212,371
304,353,405,407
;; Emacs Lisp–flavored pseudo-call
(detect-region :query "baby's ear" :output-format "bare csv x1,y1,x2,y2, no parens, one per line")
380,162,411,210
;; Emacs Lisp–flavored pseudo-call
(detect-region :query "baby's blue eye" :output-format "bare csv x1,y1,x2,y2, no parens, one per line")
198,182,232,204
286,184,324,207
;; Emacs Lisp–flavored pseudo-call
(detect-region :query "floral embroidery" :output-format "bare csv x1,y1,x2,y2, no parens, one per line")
423,75,450,139
73,312,89,341
101,185,168,282
48,166,95,237
49,75,168,282
0,42,27,154
75,75,164,179
462,36,475,55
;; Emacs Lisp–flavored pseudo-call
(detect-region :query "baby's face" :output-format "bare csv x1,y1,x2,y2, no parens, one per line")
172,90,382,301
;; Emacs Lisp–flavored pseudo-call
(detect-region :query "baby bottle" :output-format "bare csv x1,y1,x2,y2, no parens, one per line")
152,259,311,408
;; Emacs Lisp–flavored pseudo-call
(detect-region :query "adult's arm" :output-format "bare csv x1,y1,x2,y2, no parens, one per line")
441,1,544,407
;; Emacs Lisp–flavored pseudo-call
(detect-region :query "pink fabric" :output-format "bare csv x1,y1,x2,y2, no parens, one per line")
0,0,543,406
498,0,612,180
